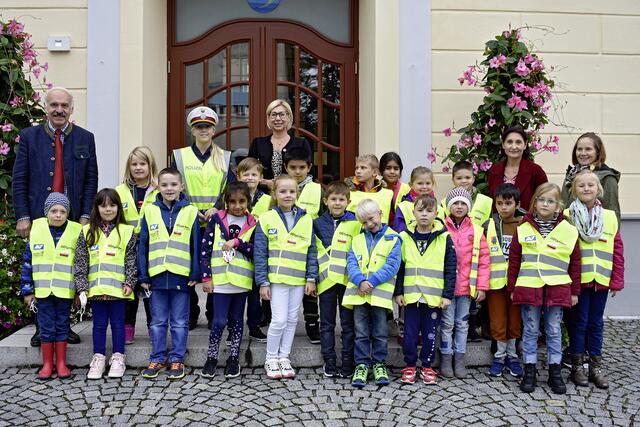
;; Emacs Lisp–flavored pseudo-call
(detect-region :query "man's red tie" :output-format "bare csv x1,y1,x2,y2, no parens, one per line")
53,129,64,192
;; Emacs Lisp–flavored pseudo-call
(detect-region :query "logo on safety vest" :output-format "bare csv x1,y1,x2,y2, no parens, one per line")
268,228,278,235
490,246,499,253
150,224,159,231
59,252,69,257
524,235,536,242
90,245,100,251
33,244,45,251
122,202,129,209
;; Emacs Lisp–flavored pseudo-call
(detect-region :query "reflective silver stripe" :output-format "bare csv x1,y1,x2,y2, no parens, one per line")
32,264,53,273
538,254,569,270
149,242,167,252
521,254,537,263
328,264,345,274
34,279,74,290
188,195,218,204
371,286,394,299
268,266,305,277
127,219,138,226
173,149,188,197
471,262,478,270
518,269,568,277
596,264,612,277
89,278,124,289
318,269,329,283
404,284,443,297
581,264,593,273
52,264,73,274
343,287,359,297
490,255,506,264
212,264,253,276
167,240,190,253
268,250,307,262
165,255,191,268
580,249,593,259
330,249,348,259
470,277,477,287
405,268,444,279
89,265,99,275
318,253,330,265
594,250,613,262
98,264,125,274
490,270,507,279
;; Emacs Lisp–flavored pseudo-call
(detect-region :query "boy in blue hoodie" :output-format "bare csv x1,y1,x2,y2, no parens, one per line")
315,181,362,378
138,168,201,380
343,199,401,388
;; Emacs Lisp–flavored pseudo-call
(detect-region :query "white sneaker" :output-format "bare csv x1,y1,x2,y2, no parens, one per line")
278,358,296,379
87,353,106,380
108,352,126,378
264,359,282,379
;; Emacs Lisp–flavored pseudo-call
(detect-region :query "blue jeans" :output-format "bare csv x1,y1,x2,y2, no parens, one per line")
319,285,354,363
403,303,441,367
208,292,247,359
149,290,190,363
246,284,262,329
38,295,72,342
569,287,608,356
353,304,388,366
521,304,563,364
92,299,126,355
440,296,471,355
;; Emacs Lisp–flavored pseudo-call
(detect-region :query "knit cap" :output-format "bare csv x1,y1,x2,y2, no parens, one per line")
446,187,473,211
43,192,70,216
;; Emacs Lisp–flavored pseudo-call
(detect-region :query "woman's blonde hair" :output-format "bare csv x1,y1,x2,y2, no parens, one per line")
122,146,158,188
529,182,563,214
270,174,298,208
570,169,604,199
209,143,229,173
266,99,293,130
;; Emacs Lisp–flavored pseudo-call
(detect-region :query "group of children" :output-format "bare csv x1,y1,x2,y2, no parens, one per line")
21,144,623,395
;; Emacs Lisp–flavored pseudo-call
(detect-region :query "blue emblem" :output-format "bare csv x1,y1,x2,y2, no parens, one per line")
90,244,100,251
247,0,280,13
268,228,278,235
524,235,536,242
33,244,44,251
122,202,128,209
150,224,159,231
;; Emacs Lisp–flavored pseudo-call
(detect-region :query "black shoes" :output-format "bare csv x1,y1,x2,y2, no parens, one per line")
249,327,267,342
520,363,537,393
547,363,567,394
305,322,320,344
67,329,81,344
224,357,240,378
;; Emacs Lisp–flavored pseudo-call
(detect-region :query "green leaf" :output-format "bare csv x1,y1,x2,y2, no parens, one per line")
501,104,512,120
488,93,506,102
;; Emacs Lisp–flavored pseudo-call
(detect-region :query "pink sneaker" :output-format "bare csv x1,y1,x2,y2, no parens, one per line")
124,325,135,344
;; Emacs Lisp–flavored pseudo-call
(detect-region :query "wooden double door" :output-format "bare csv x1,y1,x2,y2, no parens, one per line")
168,18,358,182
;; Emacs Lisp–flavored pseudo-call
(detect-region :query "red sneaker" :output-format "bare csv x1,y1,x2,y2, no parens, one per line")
421,367,437,385
400,366,417,384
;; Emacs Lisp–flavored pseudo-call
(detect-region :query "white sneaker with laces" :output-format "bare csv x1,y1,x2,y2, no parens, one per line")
108,352,126,378
278,358,296,379
87,353,106,380
264,359,282,379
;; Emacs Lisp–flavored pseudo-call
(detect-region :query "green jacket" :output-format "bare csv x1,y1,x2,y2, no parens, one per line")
561,163,621,223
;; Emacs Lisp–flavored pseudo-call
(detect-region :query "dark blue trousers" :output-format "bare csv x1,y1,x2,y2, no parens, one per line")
208,292,248,359
92,299,126,355
569,286,608,356
403,303,441,367
319,285,354,363
38,295,72,342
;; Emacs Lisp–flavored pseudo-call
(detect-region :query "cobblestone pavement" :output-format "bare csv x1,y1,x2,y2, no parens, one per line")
0,320,638,426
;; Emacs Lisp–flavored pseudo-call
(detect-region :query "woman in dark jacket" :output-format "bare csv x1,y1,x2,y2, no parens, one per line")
248,99,312,190
560,132,621,223
487,126,548,211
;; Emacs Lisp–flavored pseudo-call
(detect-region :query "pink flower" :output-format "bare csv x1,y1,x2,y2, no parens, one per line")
552,135,560,144
532,140,542,150
1,123,12,132
9,96,22,108
32,66,41,79
457,77,465,86
442,166,450,173
537,123,545,130
531,60,545,71
14,135,20,143
546,144,559,154
479,159,493,171
461,66,477,86
541,106,550,115
513,82,526,93
503,30,511,38
46,82,54,89
472,162,479,175
524,54,535,64
6,19,24,37
443,128,452,137
534,97,545,107
516,29,522,40
515,59,530,77
33,92,41,102
42,62,49,71
489,54,506,69
507,94,528,111
427,150,436,163
473,133,483,146
0,143,9,156
488,118,496,127
523,85,539,99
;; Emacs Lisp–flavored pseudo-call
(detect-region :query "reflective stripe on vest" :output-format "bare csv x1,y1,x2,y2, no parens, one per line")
30,218,81,299
173,147,230,210
466,223,483,298
400,230,449,306
394,182,411,210
210,223,255,291
259,209,313,286
251,194,272,220
116,184,158,234
342,228,400,310
85,223,134,299
397,200,416,232
317,220,362,294
515,220,578,288
296,182,322,219
145,204,198,277
486,218,508,290
566,208,617,286
348,188,394,224
438,193,493,226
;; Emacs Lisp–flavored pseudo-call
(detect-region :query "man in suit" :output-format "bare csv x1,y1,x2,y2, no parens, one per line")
13,87,99,346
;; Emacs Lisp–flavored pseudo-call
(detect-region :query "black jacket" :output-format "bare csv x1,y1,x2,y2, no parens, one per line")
248,135,311,179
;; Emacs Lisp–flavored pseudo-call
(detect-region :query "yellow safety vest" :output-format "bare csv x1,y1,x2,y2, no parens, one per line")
400,229,449,307
145,204,199,277
467,223,483,298
210,223,255,291
439,193,493,226
251,193,272,220
259,209,313,286
486,218,508,290
397,199,416,232
515,220,578,288
173,147,230,210
316,220,362,294
296,182,322,219
30,218,81,299
115,183,158,234
342,228,400,310
348,188,394,224
85,223,134,300
394,182,411,210
564,208,617,286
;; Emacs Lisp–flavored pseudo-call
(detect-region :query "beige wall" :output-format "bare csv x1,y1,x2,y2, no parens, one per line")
1,0,88,125
431,0,640,214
